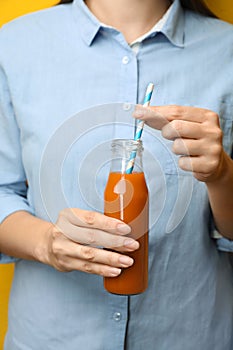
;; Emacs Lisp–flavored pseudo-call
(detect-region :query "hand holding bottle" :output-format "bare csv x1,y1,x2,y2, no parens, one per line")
45,208,139,276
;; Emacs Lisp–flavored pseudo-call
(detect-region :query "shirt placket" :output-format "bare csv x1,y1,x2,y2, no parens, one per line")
110,33,139,140
102,33,139,350
104,293,129,350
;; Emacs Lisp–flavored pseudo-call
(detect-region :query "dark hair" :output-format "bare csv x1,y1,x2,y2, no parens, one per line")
58,0,216,18
180,0,216,17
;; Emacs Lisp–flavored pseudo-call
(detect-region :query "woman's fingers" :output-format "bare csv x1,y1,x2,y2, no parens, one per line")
133,104,224,181
56,210,138,251
58,208,131,234
54,208,139,253
161,120,203,140
49,230,134,276
133,105,169,129
46,208,140,275
134,105,218,125
172,138,206,156
60,224,139,251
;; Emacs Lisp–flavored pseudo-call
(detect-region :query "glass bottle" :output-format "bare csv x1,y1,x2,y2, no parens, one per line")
104,139,149,295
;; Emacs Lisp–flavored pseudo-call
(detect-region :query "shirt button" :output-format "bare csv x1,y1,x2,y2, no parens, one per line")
123,103,132,111
122,56,129,64
113,312,122,321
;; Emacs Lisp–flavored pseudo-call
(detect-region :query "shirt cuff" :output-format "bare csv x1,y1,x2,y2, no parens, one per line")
211,225,233,252
0,195,34,224
216,238,233,253
0,254,19,263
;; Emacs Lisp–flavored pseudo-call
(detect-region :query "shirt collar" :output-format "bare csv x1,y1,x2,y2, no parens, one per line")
130,3,173,46
161,0,185,47
72,0,185,48
72,0,101,46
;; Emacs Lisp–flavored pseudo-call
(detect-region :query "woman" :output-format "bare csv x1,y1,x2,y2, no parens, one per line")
0,0,233,349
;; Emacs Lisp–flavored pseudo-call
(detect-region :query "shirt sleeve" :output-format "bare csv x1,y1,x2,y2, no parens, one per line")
216,238,233,253
212,146,233,253
0,64,34,263
212,227,233,252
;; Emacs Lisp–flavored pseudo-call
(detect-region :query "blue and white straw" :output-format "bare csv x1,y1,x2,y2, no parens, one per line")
134,83,154,141
125,83,154,174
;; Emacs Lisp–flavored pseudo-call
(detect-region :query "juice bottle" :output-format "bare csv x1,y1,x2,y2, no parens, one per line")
104,139,149,295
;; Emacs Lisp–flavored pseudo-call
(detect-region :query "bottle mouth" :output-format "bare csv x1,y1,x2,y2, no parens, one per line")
111,139,143,153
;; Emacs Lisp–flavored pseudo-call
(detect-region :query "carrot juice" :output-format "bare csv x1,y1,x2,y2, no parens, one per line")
104,171,149,295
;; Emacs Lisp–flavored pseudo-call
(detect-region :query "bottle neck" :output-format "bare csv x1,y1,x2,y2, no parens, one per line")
110,139,144,174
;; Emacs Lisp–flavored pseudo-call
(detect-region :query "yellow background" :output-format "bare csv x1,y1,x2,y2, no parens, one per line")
0,0,59,27
0,264,14,350
205,0,233,24
0,5,60,350
0,0,232,349
0,0,233,27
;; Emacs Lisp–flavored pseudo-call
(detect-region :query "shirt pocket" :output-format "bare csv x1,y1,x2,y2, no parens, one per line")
145,98,232,235
143,128,196,235
155,96,233,173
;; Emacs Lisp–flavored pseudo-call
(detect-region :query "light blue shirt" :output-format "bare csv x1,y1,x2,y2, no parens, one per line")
0,1,233,349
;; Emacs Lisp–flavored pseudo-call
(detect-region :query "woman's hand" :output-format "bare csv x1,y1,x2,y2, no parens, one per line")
134,104,233,237
134,105,225,182
45,208,138,276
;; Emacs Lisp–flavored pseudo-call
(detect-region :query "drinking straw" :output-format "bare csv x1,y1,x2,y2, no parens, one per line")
134,83,154,141
125,83,154,174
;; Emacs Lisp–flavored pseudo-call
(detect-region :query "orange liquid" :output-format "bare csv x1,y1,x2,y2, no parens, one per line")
104,172,149,295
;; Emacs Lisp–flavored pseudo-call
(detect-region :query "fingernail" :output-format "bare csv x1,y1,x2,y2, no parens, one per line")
117,224,131,234
119,256,134,267
123,239,139,249
133,108,146,118
109,268,121,277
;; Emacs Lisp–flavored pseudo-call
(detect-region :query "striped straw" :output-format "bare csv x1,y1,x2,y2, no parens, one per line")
134,82,154,140
125,83,154,174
